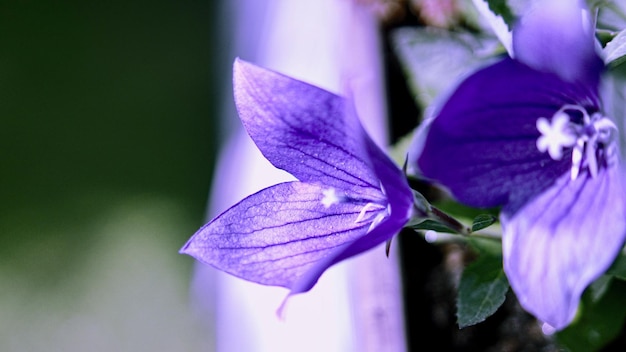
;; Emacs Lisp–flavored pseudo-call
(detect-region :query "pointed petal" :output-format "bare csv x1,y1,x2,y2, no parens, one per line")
513,0,603,86
233,59,380,196
181,181,382,288
501,165,626,330
416,57,599,212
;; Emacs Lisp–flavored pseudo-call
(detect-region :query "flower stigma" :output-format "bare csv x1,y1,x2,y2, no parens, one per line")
321,188,346,208
536,104,617,180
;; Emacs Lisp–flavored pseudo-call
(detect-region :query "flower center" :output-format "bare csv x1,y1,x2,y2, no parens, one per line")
320,186,389,232
321,188,345,208
536,104,617,180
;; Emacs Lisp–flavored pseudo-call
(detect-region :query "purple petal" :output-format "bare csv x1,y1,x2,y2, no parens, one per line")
180,181,385,288
501,165,626,330
416,57,599,212
233,59,381,197
512,0,603,86
290,206,409,295
289,139,415,294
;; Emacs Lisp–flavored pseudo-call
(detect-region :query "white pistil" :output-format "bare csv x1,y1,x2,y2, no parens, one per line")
321,188,345,208
536,112,577,160
536,105,617,180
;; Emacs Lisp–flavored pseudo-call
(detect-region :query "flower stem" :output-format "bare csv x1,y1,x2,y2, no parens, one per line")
429,206,471,236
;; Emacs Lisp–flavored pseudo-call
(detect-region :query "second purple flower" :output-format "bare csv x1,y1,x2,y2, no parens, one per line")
414,0,626,330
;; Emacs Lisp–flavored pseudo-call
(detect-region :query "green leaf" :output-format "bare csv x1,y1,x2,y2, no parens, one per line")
457,254,509,328
433,198,500,220
604,29,626,67
409,219,457,234
471,214,497,232
556,279,626,352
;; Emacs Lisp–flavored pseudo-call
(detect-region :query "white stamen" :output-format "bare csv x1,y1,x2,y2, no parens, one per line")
355,202,386,224
536,105,617,180
586,134,599,178
365,204,391,233
571,139,584,180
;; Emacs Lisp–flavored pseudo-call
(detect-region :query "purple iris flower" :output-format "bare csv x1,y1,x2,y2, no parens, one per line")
414,0,626,330
181,59,415,300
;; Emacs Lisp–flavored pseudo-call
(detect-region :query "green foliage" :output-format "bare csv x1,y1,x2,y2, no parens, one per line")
456,249,509,328
408,200,500,238
607,252,626,280
485,0,516,29
409,219,457,234
557,280,626,351
434,198,500,220
471,214,497,232
469,237,503,257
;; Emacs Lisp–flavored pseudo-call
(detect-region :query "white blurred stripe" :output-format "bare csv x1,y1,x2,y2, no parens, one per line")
190,1,407,351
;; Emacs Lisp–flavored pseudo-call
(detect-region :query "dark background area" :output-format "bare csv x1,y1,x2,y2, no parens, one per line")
0,1,217,350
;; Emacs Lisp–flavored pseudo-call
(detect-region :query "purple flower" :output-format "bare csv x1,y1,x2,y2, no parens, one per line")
181,59,414,299
414,0,626,330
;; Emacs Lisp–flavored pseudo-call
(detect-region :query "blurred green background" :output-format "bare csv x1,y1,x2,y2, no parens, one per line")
0,1,217,350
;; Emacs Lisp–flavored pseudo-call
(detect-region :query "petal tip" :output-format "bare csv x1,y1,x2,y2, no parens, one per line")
178,236,200,257
178,244,192,256
232,57,251,76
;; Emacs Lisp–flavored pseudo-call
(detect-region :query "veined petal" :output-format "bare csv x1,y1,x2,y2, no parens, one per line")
180,181,384,288
290,202,410,295
288,139,414,295
416,57,599,212
501,165,626,330
233,59,380,197
512,0,603,87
